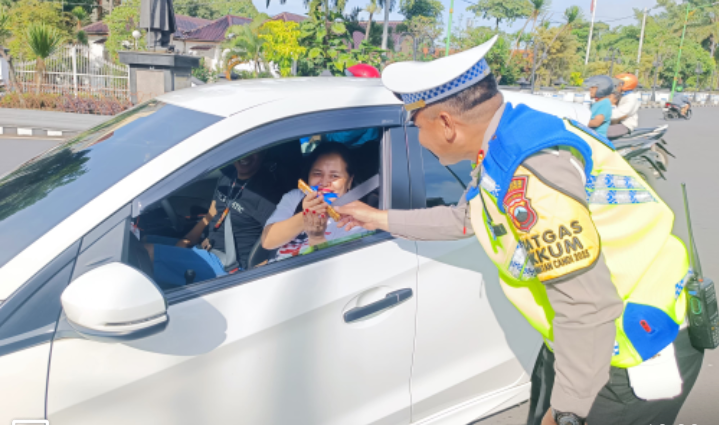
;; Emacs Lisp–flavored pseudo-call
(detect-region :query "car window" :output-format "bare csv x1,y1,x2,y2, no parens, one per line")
420,147,468,207
0,101,222,269
129,127,384,292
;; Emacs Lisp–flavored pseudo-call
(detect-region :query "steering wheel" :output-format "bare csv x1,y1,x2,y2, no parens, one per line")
161,198,183,233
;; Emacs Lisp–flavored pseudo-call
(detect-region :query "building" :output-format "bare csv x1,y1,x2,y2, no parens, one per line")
270,12,309,24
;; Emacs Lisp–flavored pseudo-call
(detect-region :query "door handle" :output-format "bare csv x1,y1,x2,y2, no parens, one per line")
343,288,413,323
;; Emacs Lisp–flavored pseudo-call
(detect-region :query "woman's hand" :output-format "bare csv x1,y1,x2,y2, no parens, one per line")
304,210,328,245
302,191,329,215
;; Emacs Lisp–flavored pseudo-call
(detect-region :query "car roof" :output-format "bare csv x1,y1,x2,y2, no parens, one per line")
158,77,590,123
158,77,402,117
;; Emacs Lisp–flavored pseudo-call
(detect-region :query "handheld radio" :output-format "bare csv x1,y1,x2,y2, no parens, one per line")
682,183,719,350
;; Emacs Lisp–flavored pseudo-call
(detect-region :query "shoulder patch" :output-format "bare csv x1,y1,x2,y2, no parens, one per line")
503,176,538,232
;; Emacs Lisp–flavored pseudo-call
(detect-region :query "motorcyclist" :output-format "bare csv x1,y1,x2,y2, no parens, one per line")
608,73,640,138
583,75,614,136
671,87,691,118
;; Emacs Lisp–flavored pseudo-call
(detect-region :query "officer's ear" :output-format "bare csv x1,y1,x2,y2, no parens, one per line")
436,111,458,144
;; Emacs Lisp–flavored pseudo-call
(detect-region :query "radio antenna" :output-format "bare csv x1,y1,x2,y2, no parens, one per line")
682,183,704,281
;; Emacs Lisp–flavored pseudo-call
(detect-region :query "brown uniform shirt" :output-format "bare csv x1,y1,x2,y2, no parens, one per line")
388,106,624,417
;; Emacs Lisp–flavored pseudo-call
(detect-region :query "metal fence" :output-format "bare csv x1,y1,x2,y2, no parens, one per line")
14,45,130,100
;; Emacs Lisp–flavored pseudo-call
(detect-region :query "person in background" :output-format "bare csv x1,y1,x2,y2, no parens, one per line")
608,73,641,138
583,75,614,137
144,151,289,286
671,87,692,117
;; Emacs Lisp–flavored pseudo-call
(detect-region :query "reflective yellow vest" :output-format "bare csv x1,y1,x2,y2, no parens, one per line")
469,104,690,368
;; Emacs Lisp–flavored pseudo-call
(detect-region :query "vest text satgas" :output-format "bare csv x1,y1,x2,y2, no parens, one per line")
520,221,587,272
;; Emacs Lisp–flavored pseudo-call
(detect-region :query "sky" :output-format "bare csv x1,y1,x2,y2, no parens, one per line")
251,0,660,33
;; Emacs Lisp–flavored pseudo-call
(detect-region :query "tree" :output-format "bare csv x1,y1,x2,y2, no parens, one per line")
7,0,72,60
454,26,525,83
259,20,306,76
468,0,531,31
508,0,549,64
0,8,22,99
105,0,145,63
533,5,581,71
214,0,260,19
298,0,355,75
173,0,216,20
533,22,579,86
70,6,90,30
363,0,380,42
378,0,395,50
26,23,63,93
224,19,267,78
174,0,259,20
398,0,443,20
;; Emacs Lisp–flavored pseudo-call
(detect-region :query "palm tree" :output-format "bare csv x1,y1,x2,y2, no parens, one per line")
70,6,90,31
0,9,21,99
223,20,267,78
534,5,580,71
363,0,380,42
378,0,395,50
508,0,549,65
26,23,64,93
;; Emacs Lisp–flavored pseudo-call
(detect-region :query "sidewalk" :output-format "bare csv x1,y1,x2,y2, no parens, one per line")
0,108,110,138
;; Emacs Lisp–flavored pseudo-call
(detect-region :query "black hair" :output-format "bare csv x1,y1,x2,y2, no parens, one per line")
303,142,356,184
435,73,500,114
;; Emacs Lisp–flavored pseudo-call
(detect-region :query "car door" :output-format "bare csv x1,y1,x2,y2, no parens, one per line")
46,109,420,425
404,127,543,424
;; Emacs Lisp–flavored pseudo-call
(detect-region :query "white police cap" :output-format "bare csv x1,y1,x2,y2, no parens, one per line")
382,35,498,111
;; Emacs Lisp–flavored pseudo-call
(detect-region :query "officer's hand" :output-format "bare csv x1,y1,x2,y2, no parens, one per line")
541,409,557,425
335,201,389,232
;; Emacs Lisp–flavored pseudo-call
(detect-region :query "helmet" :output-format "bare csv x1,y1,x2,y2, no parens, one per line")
345,64,381,78
583,75,614,98
615,73,638,91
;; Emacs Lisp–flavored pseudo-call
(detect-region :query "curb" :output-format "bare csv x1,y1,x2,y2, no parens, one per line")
640,103,719,109
0,126,78,138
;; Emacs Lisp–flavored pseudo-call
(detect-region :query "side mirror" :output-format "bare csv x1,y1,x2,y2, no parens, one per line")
61,262,168,342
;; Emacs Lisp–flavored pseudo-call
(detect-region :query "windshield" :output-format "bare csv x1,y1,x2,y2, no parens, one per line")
0,101,222,268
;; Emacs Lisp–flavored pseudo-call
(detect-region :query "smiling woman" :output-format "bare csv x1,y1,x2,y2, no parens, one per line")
261,141,370,262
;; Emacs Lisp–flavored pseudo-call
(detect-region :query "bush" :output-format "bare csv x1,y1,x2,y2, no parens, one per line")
0,91,132,115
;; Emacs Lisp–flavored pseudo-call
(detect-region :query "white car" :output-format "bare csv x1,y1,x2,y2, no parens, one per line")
0,78,589,425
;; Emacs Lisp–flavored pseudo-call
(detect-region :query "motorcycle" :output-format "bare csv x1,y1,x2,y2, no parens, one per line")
612,127,674,189
663,102,692,120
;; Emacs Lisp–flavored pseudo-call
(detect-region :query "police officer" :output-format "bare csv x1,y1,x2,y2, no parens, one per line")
336,36,704,425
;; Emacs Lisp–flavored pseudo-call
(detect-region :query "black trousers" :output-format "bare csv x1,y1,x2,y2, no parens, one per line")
527,329,704,425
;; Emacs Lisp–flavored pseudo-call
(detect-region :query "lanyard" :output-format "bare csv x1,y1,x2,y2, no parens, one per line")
214,177,249,230
464,150,507,239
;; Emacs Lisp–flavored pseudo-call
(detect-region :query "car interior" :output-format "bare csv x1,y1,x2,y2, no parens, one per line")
127,127,384,291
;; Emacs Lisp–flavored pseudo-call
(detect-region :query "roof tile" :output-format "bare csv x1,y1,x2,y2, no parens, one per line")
177,15,252,42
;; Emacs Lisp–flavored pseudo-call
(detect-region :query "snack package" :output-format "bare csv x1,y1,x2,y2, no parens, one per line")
298,179,341,221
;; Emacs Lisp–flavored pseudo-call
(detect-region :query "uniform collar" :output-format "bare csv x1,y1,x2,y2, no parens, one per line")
471,102,506,179
483,102,506,147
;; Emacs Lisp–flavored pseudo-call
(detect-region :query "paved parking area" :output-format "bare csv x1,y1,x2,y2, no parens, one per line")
0,137,62,177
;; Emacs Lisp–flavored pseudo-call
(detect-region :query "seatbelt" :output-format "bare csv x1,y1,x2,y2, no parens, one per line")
210,208,240,272
332,174,380,207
